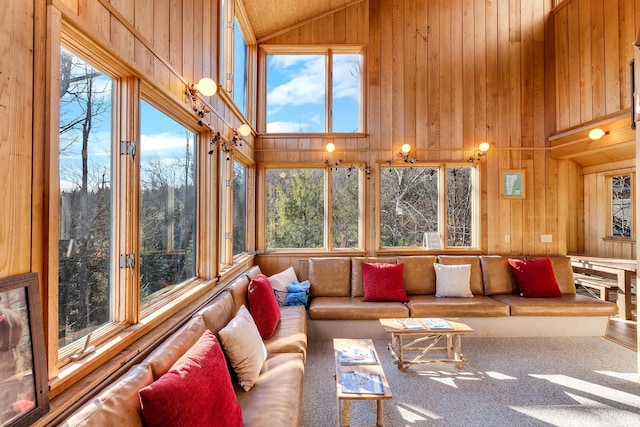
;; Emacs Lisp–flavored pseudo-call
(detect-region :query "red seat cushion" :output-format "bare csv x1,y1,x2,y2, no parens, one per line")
361,262,408,302
139,330,243,427
248,274,281,339
508,256,562,298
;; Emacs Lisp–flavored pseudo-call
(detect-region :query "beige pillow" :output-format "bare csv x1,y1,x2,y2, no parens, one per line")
434,263,474,298
218,305,267,391
269,267,299,304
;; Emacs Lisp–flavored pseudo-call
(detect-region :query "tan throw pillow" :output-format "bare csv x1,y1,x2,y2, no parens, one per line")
434,263,474,298
218,305,267,391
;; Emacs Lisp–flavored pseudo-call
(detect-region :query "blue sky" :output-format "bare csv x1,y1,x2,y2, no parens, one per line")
266,53,361,133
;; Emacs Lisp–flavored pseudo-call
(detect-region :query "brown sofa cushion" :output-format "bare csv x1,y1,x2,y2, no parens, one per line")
61,363,153,427
234,353,304,427
308,257,351,297
351,257,396,297
308,297,409,320
480,256,518,295
226,274,251,311
264,305,308,361
397,256,437,295
491,294,617,316
146,316,207,380
199,291,238,336
437,255,484,295
549,256,576,295
407,295,510,317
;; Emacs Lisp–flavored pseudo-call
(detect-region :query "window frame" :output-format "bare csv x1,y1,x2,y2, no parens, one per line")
606,172,635,241
376,163,481,252
258,45,365,135
258,163,365,253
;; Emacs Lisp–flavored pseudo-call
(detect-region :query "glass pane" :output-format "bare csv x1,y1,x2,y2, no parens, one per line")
266,54,326,133
446,167,473,247
266,169,324,248
140,101,197,306
233,19,248,116
380,167,439,247
332,53,361,132
332,167,360,248
612,175,632,238
219,154,228,267
233,160,247,255
58,47,113,348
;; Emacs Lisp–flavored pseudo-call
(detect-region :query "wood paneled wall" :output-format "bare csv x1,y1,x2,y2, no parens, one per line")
554,0,640,131
256,0,561,271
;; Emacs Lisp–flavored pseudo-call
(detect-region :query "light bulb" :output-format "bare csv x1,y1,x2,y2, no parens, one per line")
400,143,411,154
588,128,605,140
196,78,217,97
237,123,251,137
478,141,490,153
326,142,336,153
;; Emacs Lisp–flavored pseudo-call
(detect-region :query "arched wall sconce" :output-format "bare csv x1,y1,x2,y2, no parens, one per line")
397,143,417,163
231,123,252,147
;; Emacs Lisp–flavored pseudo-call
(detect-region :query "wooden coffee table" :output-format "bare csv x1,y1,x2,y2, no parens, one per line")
379,318,474,370
333,338,392,427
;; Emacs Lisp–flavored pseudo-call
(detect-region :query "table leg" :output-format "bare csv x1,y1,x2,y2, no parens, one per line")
376,400,384,426
339,399,351,427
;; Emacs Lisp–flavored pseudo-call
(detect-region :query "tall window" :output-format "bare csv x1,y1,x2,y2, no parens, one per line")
380,166,478,249
610,174,633,238
233,18,248,116
233,160,247,255
58,47,113,348
264,48,363,133
139,101,197,306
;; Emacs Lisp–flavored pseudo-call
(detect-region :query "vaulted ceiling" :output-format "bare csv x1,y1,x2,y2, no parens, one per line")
241,0,357,40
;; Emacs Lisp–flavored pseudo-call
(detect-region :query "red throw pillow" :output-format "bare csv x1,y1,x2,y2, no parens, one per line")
508,256,562,298
361,262,408,302
139,330,243,427
248,274,281,339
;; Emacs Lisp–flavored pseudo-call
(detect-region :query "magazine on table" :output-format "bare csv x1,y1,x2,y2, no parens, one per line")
340,372,384,394
396,318,425,329
423,317,453,330
337,347,377,364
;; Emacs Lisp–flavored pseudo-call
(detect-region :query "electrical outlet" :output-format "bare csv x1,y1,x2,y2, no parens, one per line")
504,234,510,243
541,234,552,243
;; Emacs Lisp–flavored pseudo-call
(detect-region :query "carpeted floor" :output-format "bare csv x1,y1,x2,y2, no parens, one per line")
302,337,640,426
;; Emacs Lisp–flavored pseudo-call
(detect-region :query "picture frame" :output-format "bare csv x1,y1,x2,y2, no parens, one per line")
0,273,49,427
500,169,525,199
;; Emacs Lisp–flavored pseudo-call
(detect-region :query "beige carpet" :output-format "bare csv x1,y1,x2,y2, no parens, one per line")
302,337,640,426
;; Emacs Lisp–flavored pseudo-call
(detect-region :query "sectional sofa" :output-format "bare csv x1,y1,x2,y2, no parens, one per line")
304,255,618,339
60,266,307,427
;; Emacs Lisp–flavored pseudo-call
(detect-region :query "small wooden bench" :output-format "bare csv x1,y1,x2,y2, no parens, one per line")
573,272,619,301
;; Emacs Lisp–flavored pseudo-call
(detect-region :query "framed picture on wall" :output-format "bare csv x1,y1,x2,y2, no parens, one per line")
500,169,525,199
0,273,49,427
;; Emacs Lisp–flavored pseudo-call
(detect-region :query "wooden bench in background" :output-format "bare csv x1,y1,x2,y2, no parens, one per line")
573,272,618,301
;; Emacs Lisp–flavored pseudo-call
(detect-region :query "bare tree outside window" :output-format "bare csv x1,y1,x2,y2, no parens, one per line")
233,160,247,255
446,167,473,247
611,175,632,238
331,167,360,248
58,47,113,348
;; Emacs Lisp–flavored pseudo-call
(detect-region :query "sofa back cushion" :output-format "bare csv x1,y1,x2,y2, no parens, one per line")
549,255,576,295
396,256,437,295
480,256,518,295
199,291,237,337
226,274,251,312
308,258,351,297
145,316,207,380
351,257,396,297
61,363,153,427
436,256,484,295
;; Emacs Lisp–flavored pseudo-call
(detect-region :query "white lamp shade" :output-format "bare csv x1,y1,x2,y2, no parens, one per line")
478,141,490,152
236,123,252,137
588,128,605,140
197,78,218,97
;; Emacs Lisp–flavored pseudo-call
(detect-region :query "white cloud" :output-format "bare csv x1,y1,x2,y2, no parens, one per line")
267,56,325,106
141,132,194,153
267,119,320,133
332,55,360,101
